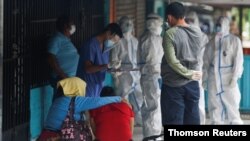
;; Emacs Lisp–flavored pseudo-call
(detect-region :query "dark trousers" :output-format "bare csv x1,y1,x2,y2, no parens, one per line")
161,81,200,125
49,77,61,101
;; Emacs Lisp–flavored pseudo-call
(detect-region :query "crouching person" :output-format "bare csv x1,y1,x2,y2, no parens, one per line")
38,77,123,141
90,86,134,141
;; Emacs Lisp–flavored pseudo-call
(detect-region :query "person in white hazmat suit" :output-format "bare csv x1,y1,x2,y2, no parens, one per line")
138,13,164,140
109,16,143,125
203,16,244,124
185,11,209,125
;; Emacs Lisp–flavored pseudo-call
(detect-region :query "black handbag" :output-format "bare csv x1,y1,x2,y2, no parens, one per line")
60,97,93,141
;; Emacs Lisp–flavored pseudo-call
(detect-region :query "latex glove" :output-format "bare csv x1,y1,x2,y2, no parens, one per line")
121,98,132,108
108,60,121,69
202,81,208,90
191,71,202,81
230,78,238,88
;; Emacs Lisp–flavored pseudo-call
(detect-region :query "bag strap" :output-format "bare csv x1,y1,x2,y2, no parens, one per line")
67,97,85,121
67,97,76,121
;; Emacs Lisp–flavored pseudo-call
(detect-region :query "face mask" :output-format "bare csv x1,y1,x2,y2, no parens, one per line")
104,39,115,48
215,23,221,33
156,27,163,35
122,23,133,33
69,25,76,35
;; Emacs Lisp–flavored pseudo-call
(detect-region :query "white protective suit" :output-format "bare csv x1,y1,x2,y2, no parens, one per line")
138,13,164,138
203,17,244,124
186,11,209,125
109,16,143,125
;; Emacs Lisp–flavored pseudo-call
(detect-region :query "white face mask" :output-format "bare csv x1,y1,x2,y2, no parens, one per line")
156,27,163,35
69,25,76,35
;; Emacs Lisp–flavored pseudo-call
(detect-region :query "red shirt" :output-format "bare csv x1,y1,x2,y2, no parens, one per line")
90,102,134,141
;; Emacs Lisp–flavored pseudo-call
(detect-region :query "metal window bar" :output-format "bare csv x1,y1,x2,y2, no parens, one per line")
3,0,105,134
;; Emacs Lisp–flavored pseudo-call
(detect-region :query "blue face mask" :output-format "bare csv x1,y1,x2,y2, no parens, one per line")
215,23,221,33
104,39,115,48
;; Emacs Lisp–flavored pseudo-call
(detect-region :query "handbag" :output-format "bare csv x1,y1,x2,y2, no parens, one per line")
37,129,60,141
60,97,93,141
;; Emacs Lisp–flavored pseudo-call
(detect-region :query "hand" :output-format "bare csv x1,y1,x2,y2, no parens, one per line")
121,98,128,103
108,61,121,69
191,71,202,81
101,64,108,70
121,98,132,108
230,78,238,88
202,81,207,90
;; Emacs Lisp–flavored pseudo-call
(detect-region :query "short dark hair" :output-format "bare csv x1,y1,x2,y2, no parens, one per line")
100,86,116,97
56,15,73,32
166,2,185,19
103,23,123,38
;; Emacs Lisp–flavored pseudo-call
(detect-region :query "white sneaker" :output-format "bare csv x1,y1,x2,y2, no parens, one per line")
155,136,164,141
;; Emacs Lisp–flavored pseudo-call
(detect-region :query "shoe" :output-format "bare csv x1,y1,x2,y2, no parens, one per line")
142,134,164,141
134,123,142,127
155,136,163,141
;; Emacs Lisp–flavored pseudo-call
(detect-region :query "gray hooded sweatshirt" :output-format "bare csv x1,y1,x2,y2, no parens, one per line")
161,25,203,87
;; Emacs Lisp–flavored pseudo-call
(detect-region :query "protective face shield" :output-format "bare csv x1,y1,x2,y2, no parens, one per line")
146,13,163,35
69,25,76,35
118,16,134,34
215,23,222,33
215,16,230,35
185,11,199,27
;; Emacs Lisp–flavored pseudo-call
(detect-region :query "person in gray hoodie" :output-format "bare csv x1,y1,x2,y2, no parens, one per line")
161,2,203,126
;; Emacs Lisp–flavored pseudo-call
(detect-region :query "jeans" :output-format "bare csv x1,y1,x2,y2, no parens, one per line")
161,81,200,125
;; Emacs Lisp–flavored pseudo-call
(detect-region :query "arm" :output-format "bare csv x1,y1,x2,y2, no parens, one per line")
80,41,108,73
138,39,154,73
109,41,121,69
84,111,95,138
232,38,244,80
199,34,209,69
75,96,122,112
47,53,67,79
163,29,193,79
47,36,67,79
141,39,154,65
130,117,134,134
202,40,213,88
90,118,96,136
84,60,107,73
